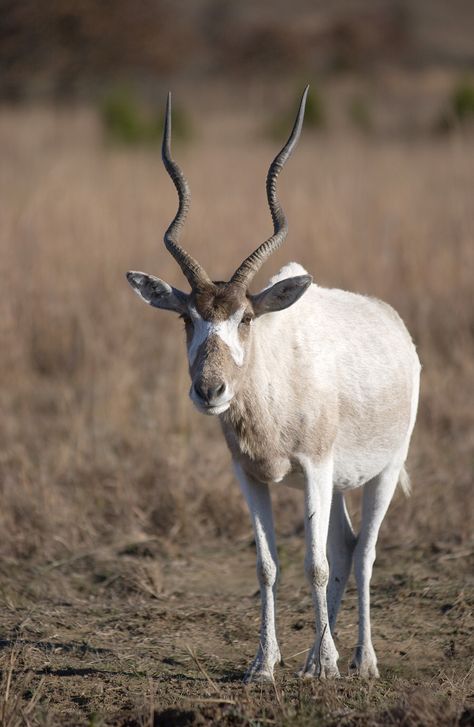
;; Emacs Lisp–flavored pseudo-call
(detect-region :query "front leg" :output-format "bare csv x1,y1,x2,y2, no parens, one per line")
234,463,281,683
298,454,340,679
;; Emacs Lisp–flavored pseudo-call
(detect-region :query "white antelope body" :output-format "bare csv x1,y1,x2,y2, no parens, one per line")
127,87,421,681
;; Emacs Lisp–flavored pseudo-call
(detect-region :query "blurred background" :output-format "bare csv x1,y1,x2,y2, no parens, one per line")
0,0,473,563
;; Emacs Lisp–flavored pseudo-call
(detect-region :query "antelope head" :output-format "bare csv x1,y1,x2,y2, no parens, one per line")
127,88,312,415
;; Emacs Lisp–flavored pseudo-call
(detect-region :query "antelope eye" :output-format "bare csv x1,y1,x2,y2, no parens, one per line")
240,313,252,326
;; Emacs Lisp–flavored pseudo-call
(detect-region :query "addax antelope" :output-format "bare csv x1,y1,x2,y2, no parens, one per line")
126,87,421,682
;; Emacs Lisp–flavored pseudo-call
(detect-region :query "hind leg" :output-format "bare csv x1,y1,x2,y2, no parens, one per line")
352,463,401,678
327,493,357,633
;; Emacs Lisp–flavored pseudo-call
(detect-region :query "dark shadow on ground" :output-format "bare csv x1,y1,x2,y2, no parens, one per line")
0,638,112,655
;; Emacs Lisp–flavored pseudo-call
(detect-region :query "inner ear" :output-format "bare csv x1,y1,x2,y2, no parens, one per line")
126,271,189,314
250,275,312,316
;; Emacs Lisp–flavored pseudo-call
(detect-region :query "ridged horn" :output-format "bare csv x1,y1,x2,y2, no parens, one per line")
231,86,309,288
162,92,211,289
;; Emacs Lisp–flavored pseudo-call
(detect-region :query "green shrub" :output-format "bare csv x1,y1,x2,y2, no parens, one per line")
452,79,474,121
266,85,326,140
347,95,373,134
100,87,192,146
303,86,326,129
435,78,474,133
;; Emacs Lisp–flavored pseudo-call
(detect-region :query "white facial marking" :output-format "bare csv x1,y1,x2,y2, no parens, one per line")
188,306,245,367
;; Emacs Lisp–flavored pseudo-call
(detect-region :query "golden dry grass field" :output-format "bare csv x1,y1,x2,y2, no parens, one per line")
0,103,473,725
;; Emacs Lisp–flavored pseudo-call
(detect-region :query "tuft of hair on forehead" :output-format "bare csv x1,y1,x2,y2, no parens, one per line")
192,282,250,321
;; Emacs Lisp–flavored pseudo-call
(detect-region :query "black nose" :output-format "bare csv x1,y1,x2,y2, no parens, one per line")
194,382,226,404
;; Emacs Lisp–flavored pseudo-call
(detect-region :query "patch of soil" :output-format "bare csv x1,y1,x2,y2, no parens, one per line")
0,539,472,725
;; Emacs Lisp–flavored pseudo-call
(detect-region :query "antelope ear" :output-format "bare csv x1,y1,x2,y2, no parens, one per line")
251,275,312,316
126,272,188,314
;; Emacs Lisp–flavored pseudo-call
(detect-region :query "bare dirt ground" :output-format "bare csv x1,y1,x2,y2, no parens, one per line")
1,535,472,725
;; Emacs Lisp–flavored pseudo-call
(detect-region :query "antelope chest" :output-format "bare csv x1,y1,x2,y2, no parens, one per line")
220,405,293,484
236,451,294,486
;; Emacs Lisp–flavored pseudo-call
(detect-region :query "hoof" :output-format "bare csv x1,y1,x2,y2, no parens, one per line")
350,646,379,679
298,664,340,680
298,639,340,680
244,668,274,684
350,660,380,679
243,649,280,684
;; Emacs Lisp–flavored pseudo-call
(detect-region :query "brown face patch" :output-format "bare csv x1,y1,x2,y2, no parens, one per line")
190,333,231,392
190,282,253,322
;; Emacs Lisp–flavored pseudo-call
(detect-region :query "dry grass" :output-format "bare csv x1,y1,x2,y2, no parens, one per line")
0,103,472,724
0,106,472,559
